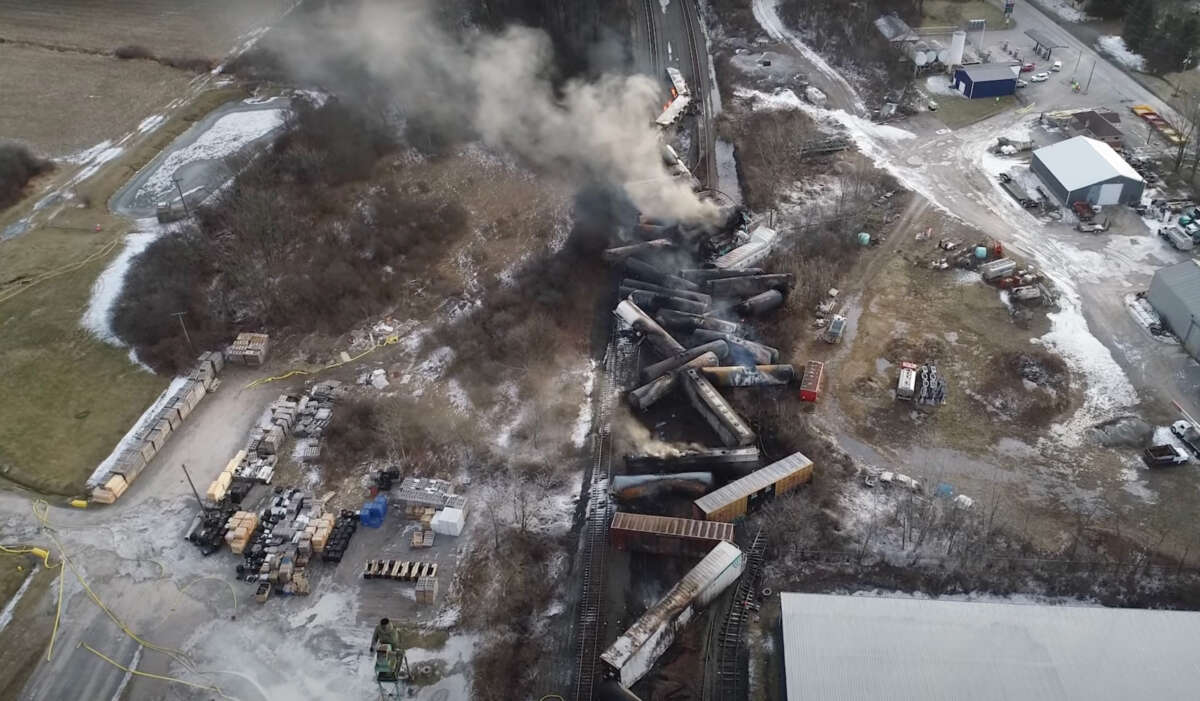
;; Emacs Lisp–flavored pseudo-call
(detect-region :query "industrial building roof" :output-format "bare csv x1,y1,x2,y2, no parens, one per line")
694,451,812,514
1153,260,1200,310
874,14,917,42
780,592,1200,701
601,541,743,669
1033,135,1143,190
959,63,1019,82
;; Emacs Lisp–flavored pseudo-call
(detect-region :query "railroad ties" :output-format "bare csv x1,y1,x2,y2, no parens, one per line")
715,529,767,700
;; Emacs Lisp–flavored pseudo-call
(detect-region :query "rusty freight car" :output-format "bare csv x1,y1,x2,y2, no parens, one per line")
693,451,814,522
609,512,735,557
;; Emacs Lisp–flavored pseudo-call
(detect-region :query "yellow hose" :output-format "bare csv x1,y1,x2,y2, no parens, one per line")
79,642,242,701
244,333,399,388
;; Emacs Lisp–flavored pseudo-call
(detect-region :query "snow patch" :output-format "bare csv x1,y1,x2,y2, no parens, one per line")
139,109,285,200
0,571,33,633
137,114,166,134
571,360,598,448
924,75,963,97
1039,0,1093,22
81,228,160,344
1034,289,1138,447
1097,36,1145,71
750,0,866,113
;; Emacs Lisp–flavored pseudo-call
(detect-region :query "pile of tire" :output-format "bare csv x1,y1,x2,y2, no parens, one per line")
321,509,359,563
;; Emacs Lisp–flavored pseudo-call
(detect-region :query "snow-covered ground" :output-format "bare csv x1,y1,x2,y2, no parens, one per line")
750,0,866,113
138,108,285,200
81,226,161,344
1038,0,1093,23
1097,35,1145,72
924,75,963,97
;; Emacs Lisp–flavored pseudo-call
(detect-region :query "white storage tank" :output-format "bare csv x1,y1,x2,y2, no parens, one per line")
949,31,967,66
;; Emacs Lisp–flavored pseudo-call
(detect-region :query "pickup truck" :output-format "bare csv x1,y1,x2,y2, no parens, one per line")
1160,226,1195,251
1171,420,1200,455
1144,444,1189,467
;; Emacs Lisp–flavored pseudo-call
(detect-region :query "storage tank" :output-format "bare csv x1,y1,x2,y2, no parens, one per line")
910,41,930,66
930,39,950,65
949,31,967,66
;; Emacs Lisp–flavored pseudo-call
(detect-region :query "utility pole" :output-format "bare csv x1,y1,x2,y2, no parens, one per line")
1072,48,1082,78
181,463,206,513
172,176,191,219
1084,61,1097,94
171,311,195,353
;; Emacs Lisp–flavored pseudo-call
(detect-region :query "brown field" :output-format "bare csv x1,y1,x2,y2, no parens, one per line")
0,43,194,156
0,0,291,58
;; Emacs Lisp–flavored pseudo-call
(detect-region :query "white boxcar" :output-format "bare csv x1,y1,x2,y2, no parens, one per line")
600,540,745,687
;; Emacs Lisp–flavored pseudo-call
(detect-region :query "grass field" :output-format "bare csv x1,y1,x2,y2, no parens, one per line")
0,43,194,157
920,0,1012,29
933,93,1020,129
0,88,245,496
0,0,290,58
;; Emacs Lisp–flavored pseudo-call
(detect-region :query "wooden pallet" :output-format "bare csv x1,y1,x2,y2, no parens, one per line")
361,559,439,582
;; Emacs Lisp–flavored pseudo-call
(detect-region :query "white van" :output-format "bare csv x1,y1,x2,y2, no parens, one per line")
1051,60,1062,72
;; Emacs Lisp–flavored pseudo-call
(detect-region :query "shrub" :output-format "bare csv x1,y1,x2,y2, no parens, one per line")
114,44,154,60
160,55,215,73
0,143,52,211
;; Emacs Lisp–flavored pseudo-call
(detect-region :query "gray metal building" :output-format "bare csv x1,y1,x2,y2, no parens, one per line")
780,592,1200,701
1148,260,1200,359
1031,135,1145,206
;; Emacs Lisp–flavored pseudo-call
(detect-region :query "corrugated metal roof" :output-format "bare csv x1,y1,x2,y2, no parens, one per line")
960,63,1019,82
780,592,1200,701
610,511,735,542
874,15,916,42
1152,260,1200,315
694,451,812,514
601,541,743,669
1033,136,1143,191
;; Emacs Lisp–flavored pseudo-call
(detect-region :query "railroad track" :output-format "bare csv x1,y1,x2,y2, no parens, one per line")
713,529,767,700
572,324,637,701
642,0,662,79
681,0,717,189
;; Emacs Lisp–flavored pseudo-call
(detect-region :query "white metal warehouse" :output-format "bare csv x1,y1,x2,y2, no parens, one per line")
1030,135,1144,206
779,592,1200,700
1148,259,1200,360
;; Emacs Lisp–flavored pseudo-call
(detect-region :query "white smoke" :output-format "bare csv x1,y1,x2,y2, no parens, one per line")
280,0,718,221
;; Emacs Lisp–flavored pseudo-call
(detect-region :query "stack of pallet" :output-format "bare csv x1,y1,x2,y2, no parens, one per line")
411,529,435,549
415,576,438,605
91,474,129,504
229,333,270,366
362,559,439,581
305,512,335,553
205,450,245,503
225,511,259,554
89,352,224,505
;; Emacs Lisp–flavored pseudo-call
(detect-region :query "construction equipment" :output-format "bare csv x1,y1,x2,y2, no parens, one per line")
375,643,412,700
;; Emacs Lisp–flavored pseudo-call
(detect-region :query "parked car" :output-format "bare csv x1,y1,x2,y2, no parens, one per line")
1051,60,1062,72
1020,62,1036,72
1031,72,1050,82
1015,78,1028,88
822,314,847,343
1144,444,1189,467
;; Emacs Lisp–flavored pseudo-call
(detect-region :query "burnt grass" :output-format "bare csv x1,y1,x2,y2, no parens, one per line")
0,142,52,211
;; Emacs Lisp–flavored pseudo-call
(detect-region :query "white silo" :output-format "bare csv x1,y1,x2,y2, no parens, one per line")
949,31,967,66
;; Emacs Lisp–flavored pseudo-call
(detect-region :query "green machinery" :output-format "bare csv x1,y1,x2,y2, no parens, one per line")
375,644,411,699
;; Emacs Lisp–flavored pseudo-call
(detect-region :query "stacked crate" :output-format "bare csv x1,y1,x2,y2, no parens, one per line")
416,576,438,605
91,474,128,504
229,333,270,366
225,511,259,554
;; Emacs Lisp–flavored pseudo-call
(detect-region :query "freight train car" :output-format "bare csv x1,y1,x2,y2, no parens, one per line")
600,541,744,687
693,451,814,522
609,512,735,558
